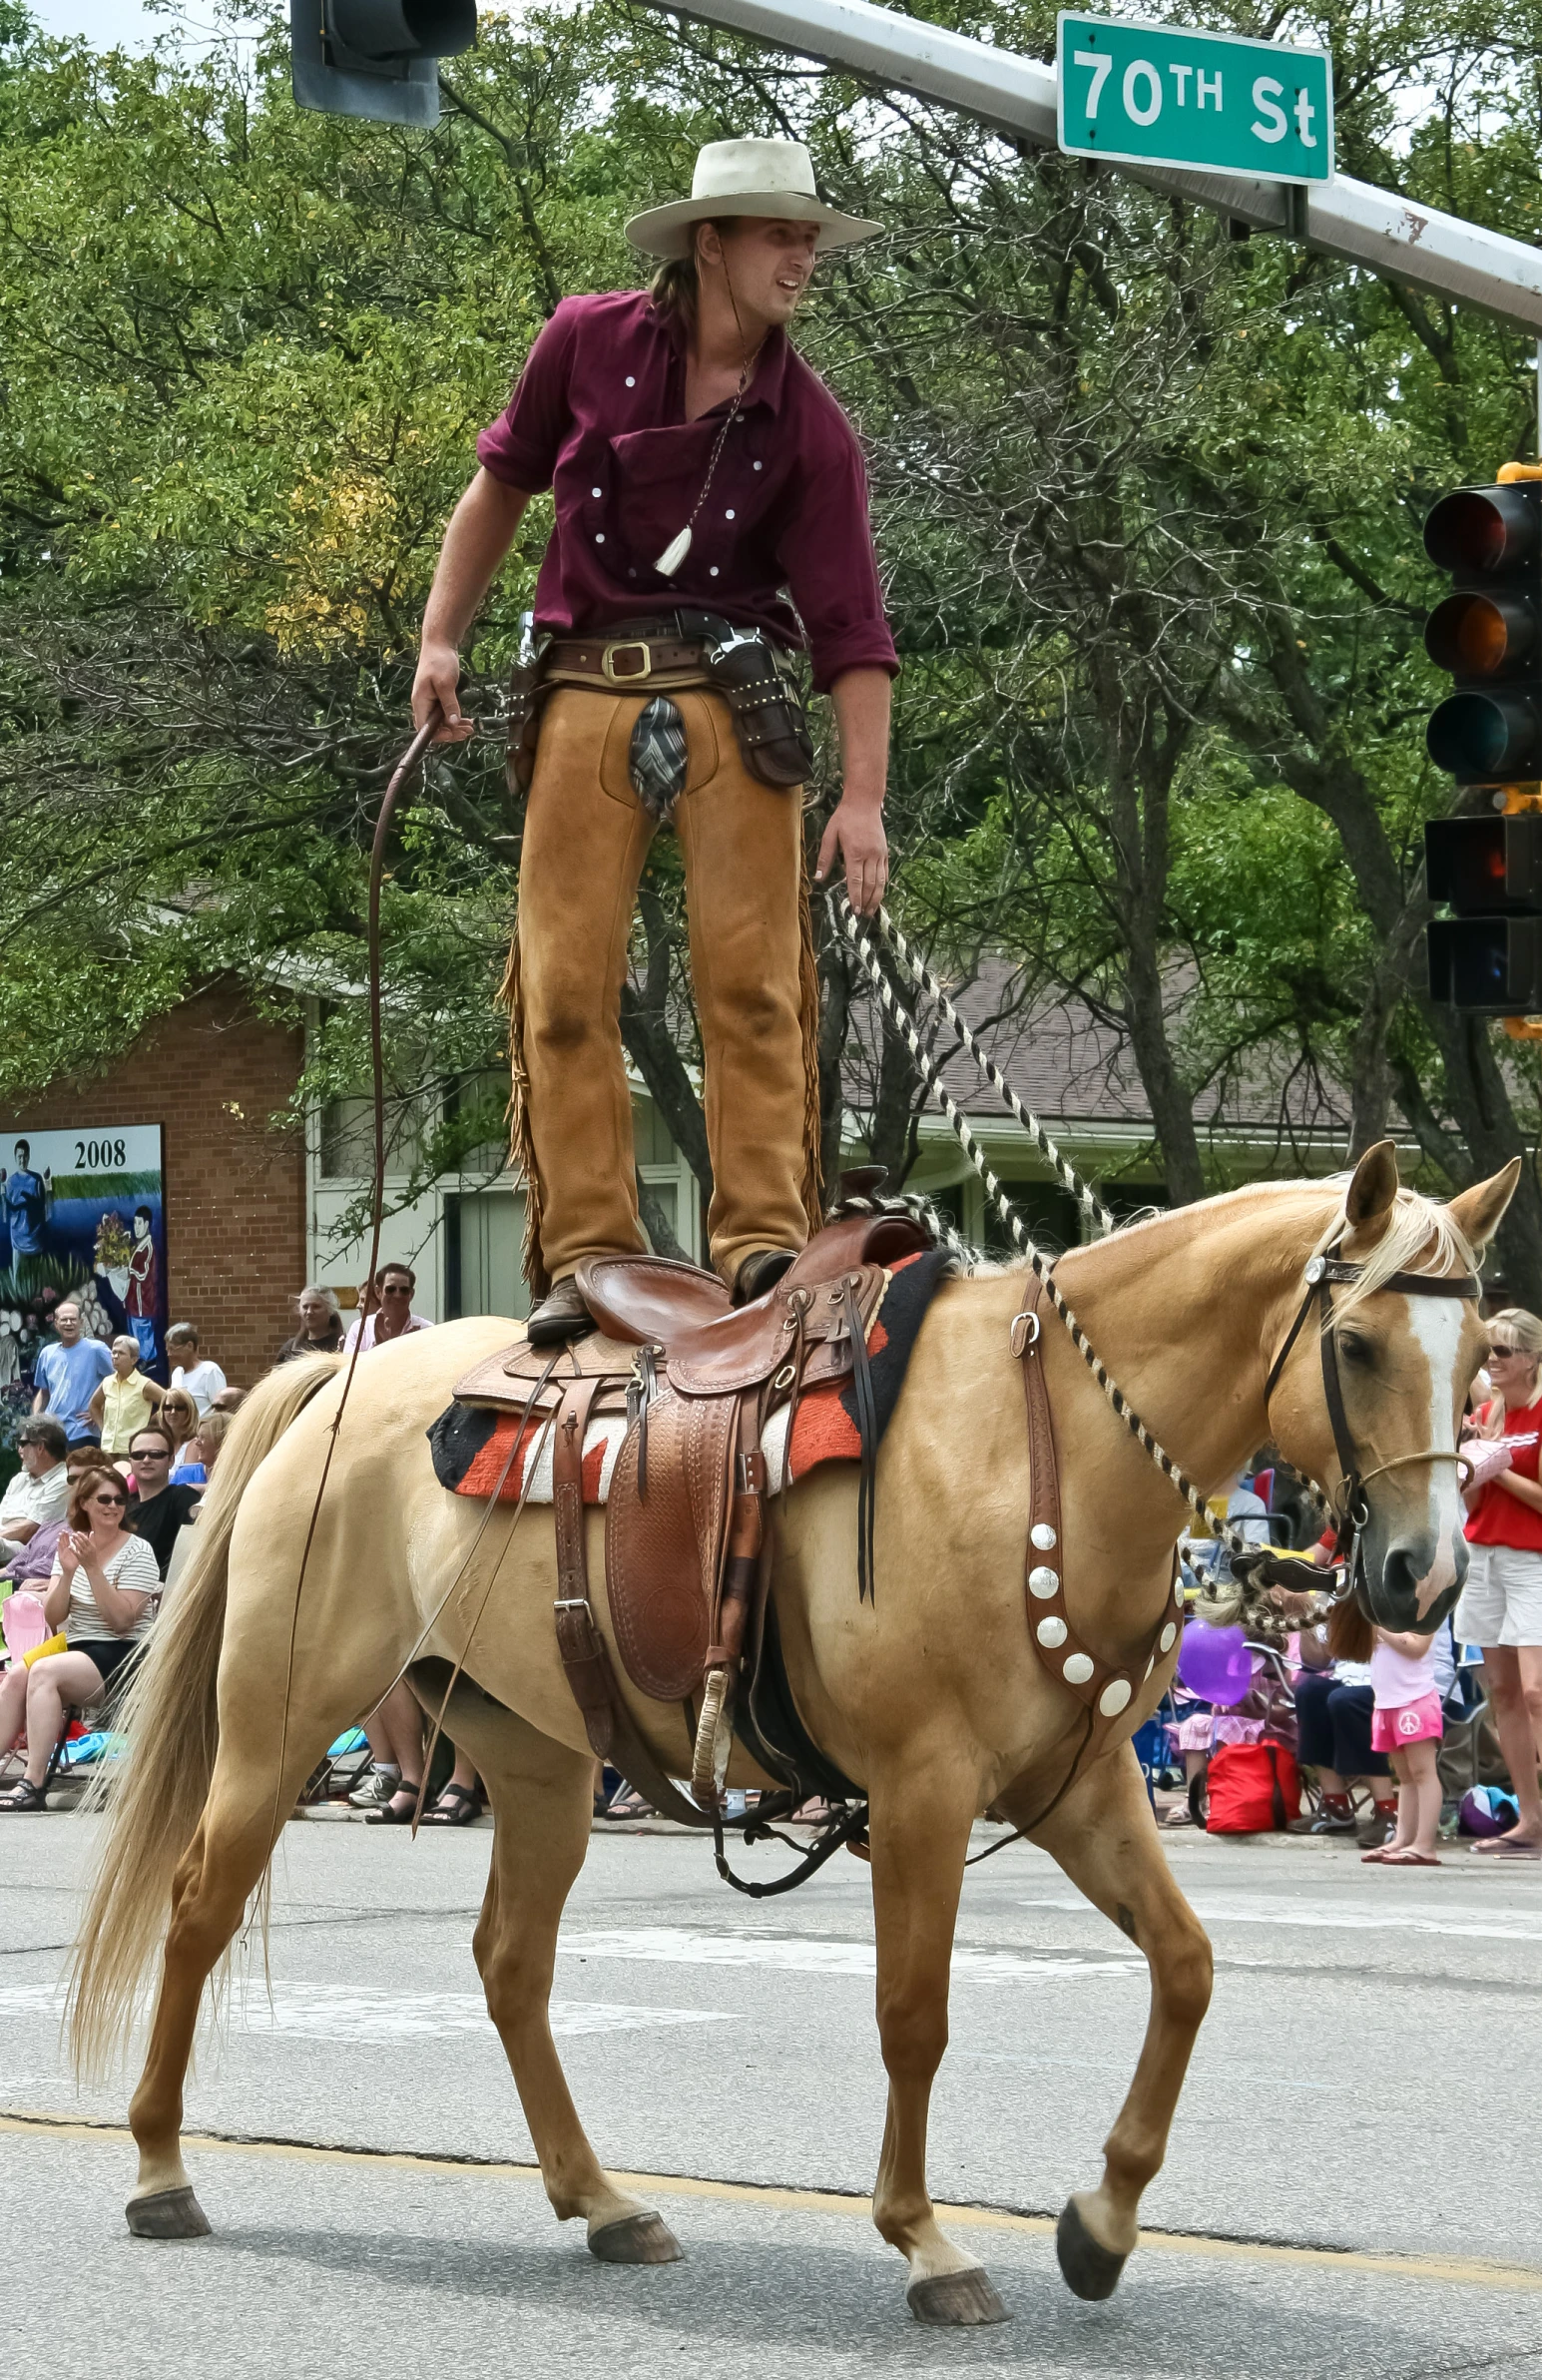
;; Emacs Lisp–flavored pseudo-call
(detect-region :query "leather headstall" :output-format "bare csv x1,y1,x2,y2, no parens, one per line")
1263,1249,1481,1551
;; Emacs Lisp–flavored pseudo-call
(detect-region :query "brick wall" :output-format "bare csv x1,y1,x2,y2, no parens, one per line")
0,983,306,1388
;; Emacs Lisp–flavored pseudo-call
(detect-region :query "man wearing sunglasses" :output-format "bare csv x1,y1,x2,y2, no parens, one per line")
127,1427,203,1581
342,1263,433,1355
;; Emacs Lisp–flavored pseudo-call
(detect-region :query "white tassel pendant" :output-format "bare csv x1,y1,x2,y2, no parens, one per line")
653,525,693,578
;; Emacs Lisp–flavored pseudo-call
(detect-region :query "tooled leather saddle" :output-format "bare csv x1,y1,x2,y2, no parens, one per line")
450,1208,935,1821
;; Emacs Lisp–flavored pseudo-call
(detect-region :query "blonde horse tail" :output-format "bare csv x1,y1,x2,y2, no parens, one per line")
69,1354,343,2078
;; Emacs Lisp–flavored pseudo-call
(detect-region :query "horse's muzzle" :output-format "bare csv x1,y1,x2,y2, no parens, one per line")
1361,1521,1468,1632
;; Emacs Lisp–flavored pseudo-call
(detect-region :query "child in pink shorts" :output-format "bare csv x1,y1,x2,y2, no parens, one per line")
1363,1629,1444,1866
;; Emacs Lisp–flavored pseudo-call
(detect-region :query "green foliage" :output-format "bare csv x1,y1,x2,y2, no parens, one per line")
1,0,1541,1268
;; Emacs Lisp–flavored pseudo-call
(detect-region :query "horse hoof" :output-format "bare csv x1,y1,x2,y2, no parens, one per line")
126,2185,212,2239
1056,2198,1128,2300
906,2266,1009,2326
588,2210,684,2265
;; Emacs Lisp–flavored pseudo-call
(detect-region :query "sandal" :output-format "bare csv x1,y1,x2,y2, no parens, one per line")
1472,1833,1542,1860
364,1783,423,1825
1380,1849,1441,1866
0,1779,47,1813
421,1782,481,1827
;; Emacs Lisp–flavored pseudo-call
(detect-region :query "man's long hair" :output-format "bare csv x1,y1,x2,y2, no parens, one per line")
648,219,738,326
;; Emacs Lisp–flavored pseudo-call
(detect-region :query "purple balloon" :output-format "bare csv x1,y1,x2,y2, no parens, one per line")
1176,1620,1253,1707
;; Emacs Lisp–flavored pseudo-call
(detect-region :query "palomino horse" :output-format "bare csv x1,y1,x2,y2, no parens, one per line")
71,1144,1512,2326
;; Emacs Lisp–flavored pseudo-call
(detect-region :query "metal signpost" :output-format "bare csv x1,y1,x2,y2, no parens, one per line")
1056,14,1332,186
627,0,1542,334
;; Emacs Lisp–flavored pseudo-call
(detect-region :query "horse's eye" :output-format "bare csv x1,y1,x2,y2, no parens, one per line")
1339,1333,1376,1368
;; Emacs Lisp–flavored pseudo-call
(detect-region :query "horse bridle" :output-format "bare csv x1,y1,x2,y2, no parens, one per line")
1262,1247,1481,1584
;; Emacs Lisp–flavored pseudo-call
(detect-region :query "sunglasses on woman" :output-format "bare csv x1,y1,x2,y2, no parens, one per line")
90,1490,128,1507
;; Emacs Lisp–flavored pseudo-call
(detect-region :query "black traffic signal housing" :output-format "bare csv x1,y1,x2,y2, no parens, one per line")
290,0,476,128
1423,479,1542,1013
1423,483,1542,783
1426,810,1542,1012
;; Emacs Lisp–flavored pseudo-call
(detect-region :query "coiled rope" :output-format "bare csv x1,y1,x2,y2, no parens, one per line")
830,892,1260,1559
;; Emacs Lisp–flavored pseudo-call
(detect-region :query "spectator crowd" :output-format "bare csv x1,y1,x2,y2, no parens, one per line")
1,1260,485,1822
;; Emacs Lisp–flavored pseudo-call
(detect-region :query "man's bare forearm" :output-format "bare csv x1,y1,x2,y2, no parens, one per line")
829,667,891,808
815,668,892,916
413,468,531,738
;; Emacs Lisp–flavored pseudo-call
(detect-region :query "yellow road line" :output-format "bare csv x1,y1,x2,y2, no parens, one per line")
5,2107,1538,2294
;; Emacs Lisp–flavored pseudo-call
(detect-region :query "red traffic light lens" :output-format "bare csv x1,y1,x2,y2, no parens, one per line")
1426,592,1533,677
1425,488,1538,574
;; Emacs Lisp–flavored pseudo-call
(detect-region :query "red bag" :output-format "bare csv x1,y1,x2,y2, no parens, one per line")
1206,1741,1300,1833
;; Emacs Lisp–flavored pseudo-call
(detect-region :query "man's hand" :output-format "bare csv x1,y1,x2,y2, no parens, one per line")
815,794,889,918
412,469,531,747
412,642,472,745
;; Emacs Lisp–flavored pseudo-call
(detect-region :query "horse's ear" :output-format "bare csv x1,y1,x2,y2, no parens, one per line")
1344,1140,1399,1229
1447,1158,1523,1256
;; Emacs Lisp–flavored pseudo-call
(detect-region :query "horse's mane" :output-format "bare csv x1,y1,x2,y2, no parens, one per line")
988,1172,1477,1321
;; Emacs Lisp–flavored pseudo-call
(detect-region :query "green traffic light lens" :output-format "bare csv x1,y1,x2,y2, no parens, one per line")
1427,693,1541,779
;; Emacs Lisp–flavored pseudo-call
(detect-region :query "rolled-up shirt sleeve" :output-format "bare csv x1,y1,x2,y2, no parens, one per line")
476,300,580,494
776,427,898,693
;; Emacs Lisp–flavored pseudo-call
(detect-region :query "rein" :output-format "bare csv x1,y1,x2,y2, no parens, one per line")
268,713,440,1839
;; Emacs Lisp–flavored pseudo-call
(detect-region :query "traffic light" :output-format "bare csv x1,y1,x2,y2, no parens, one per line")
1426,812,1542,1011
1423,483,1542,783
290,0,476,128
1423,479,1542,1012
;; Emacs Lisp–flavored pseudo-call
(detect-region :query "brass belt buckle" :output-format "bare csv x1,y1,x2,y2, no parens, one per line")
602,639,652,683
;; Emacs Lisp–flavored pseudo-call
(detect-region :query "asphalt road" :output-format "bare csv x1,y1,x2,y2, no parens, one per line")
4,1812,1540,2378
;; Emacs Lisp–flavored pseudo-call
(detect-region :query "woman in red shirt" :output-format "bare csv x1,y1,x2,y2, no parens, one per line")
1459,1308,1542,1857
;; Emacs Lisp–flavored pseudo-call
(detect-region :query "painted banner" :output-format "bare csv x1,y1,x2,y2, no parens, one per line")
0,1125,168,1445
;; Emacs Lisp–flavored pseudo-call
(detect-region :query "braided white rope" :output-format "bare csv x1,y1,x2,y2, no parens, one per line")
832,894,1253,1556
873,905,1116,1241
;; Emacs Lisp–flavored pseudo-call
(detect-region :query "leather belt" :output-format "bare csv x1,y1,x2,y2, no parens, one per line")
546,634,708,684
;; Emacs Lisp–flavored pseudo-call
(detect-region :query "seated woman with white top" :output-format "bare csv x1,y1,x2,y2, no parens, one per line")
0,1463,160,1812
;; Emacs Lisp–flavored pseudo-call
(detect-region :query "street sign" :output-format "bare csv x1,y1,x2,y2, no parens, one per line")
1057,13,1333,186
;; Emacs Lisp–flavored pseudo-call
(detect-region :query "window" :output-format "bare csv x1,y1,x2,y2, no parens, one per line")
445,1190,529,1321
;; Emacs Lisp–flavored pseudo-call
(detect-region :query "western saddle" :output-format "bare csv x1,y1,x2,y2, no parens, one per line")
451,1206,935,1823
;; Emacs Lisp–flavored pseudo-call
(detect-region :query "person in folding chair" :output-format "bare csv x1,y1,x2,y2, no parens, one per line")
412,139,898,1344
0,1463,158,1812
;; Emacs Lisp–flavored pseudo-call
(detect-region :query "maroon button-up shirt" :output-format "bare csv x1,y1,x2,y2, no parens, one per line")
476,292,897,694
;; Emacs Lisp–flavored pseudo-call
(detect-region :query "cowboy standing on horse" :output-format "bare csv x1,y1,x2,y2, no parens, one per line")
411,139,898,1346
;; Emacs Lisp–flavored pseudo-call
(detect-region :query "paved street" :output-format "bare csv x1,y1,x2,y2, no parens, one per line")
4,1813,1540,2378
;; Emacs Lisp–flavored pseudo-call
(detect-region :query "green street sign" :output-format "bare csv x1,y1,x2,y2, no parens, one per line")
1057,13,1334,186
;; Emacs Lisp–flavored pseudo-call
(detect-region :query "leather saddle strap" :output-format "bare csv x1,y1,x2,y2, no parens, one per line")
705,1394,767,1670
1019,1283,1184,1763
549,1374,714,1831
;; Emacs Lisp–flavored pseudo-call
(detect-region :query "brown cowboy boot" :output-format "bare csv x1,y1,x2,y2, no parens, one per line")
526,1274,597,1346
732,1248,799,1307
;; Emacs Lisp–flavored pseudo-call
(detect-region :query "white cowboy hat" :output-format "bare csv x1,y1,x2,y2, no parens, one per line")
625,138,882,260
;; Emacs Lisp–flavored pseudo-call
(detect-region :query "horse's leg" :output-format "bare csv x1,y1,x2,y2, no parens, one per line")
424,1673,684,2265
1013,1742,1214,2299
126,1733,327,2236
866,1757,1007,2327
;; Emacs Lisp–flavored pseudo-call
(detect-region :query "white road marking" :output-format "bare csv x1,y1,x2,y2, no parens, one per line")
559,1928,1142,1981
1018,1891,1542,1944
0,1981,731,2042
